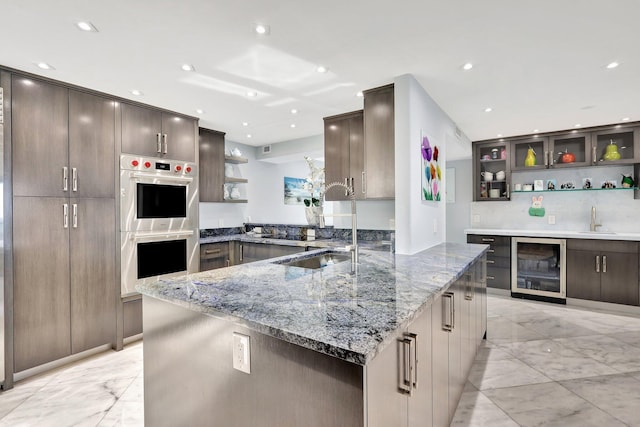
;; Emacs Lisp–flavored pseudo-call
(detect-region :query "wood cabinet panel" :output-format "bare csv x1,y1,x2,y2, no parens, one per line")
121,102,163,158
123,298,143,338
162,113,196,162
70,198,116,353
566,250,601,301
600,251,639,306
363,84,394,199
12,76,69,197
13,197,71,372
324,111,363,201
200,242,230,271
431,293,449,427
69,90,116,198
198,128,225,202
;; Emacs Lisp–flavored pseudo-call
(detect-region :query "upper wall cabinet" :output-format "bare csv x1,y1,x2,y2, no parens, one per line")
473,141,510,201
363,84,395,199
121,103,197,162
199,127,226,202
324,110,364,201
591,125,640,165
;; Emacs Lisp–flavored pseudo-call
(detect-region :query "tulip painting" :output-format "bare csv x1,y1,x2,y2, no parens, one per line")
421,132,442,201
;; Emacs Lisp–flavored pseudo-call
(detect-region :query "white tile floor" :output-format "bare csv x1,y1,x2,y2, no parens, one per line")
1,295,640,426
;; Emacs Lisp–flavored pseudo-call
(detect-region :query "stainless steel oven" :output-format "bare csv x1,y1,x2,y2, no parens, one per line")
120,154,199,297
511,237,566,302
121,230,198,297
120,154,197,233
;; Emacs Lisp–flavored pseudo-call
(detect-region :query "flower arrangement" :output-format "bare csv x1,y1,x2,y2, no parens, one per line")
302,156,325,207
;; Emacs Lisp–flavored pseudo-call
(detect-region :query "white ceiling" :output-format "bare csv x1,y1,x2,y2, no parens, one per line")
2,0,639,147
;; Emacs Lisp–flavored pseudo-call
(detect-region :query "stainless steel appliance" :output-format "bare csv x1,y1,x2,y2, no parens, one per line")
120,154,198,297
511,237,566,302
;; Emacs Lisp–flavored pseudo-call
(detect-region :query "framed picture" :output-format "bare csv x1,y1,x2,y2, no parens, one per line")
533,179,544,191
283,177,310,205
421,131,442,201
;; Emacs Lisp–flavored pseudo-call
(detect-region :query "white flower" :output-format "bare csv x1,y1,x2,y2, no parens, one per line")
303,156,325,206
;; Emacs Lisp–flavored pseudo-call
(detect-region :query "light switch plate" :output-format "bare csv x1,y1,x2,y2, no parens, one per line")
233,332,251,374
548,215,556,225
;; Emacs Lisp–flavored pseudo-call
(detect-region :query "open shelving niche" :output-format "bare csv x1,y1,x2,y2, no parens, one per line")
224,155,248,203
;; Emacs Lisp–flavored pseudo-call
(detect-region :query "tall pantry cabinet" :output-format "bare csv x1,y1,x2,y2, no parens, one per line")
11,76,116,372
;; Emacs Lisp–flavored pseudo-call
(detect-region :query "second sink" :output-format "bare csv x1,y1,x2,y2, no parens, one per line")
273,252,351,269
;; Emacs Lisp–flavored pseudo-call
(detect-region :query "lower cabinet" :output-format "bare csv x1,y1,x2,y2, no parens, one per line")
235,242,305,264
199,242,231,271
567,239,639,306
467,234,510,290
13,196,116,372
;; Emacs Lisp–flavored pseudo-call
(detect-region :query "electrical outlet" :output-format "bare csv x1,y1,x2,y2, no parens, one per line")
218,218,224,227
473,215,480,223
233,333,251,374
548,215,556,225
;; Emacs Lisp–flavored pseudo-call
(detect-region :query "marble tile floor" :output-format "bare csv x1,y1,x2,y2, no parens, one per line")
1,295,640,426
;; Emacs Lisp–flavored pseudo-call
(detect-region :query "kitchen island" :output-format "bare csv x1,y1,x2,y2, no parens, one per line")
138,242,488,426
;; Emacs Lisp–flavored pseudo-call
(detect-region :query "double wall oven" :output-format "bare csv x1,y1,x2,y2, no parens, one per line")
120,154,198,297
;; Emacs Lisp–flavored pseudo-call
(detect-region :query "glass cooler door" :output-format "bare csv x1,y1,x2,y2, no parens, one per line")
511,237,566,300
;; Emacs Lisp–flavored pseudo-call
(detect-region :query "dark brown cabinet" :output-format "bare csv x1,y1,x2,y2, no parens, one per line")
363,84,395,199
467,234,511,289
236,242,304,264
200,242,231,271
121,102,197,162
11,76,117,372
199,128,226,202
473,141,510,201
323,110,364,201
591,125,640,165
567,239,639,306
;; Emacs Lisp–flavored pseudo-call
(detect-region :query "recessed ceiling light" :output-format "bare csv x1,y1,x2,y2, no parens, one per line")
195,109,204,114
621,117,630,121
316,66,328,73
254,23,270,35
36,62,54,70
130,89,143,96
242,122,249,127
484,107,492,113
181,64,195,72
290,124,296,128
497,134,502,137
76,21,98,32
571,130,578,133
246,134,252,138
356,91,363,97
574,123,581,128
462,62,473,71
290,109,298,114
606,62,619,69
533,129,539,133
247,91,257,97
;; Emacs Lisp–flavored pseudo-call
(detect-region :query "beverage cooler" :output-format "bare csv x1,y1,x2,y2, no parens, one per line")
511,237,566,303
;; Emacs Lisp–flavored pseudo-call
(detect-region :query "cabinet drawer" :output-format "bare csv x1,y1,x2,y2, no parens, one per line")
567,239,638,253
200,243,230,260
486,266,510,290
467,234,511,257
486,255,511,269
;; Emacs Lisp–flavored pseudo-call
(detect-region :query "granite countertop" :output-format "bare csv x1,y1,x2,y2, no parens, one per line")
137,242,487,366
200,233,391,251
465,228,640,241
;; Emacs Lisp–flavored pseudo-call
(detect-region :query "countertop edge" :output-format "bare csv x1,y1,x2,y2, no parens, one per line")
465,228,640,241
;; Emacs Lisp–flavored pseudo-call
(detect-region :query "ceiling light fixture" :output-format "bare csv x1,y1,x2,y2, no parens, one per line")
130,89,143,96
606,61,619,69
621,117,630,121
484,107,492,113
356,91,363,97
196,109,204,114
497,134,502,137
242,122,249,127
76,21,98,32
254,23,270,35
574,124,581,128
316,66,328,73
246,134,252,138
462,62,473,71
247,91,257,97
290,109,298,114
290,124,296,128
36,62,55,70
181,64,195,72
533,129,539,133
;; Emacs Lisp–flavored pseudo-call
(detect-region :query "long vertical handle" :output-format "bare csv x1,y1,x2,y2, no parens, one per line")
344,178,349,197
442,292,454,331
595,255,600,273
602,255,607,273
544,151,549,167
506,183,510,199
163,134,168,154
72,204,78,228
407,332,418,389
592,145,597,165
399,336,413,395
362,171,367,195
63,167,68,191
240,244,244,262
63,204,69,228
156,133,162,153
72,167,78,192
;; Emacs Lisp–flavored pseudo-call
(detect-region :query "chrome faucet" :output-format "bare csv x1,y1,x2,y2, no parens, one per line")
321,181,358,265
590,206,601,232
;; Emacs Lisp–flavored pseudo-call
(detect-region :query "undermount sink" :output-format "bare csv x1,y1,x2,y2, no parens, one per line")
273,252,351,269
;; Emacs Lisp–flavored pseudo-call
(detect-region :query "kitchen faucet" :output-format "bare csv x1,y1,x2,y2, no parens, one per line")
321,181,358,265
590,206,601,232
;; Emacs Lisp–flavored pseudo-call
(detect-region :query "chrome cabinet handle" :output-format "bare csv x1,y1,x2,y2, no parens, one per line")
72,204,78,228
549,150,554,167
399,336,412,395
63,204,69,228
225,259,230,267
465,272,474,301
602,255,607,273
344,178,349,197
362,171,367,194
72,167,78,192
486,259,495,264
240,244,244,261
592,145,597,164
163,134,168,154
204,249,222,255
481,238,495,242
63,167,68,191
487,249,495,253
442,292,454,331
595,255,600,273
486,275,495,280
544,150,549,167
506,183,510,199
156,133,162,153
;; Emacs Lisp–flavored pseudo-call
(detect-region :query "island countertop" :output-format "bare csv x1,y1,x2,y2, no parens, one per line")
137,242,487,365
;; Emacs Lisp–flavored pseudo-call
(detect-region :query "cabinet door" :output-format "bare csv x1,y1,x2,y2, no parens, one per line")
121,103,162,157
349,113,365,199
199,128,225,202
162,113,196,162
408,306,432,427
474,142,509,201
70,198,116,353
510,136,548,170
13,197,71,372
591,126,639,165
431,294,449,427
566,249,601,301
69,90,116,198
324,114,353,201
448,281,464,422
600,251,639,306
548,132,591,168
12,76,69,197
363,84,394,199
200,242,230,271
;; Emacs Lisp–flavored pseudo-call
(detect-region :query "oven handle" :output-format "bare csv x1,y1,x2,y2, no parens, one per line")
130,171,193,183
129,230,195,241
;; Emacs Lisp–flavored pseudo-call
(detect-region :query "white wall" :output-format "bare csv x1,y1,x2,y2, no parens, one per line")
446,159,473,243
394,74,472,254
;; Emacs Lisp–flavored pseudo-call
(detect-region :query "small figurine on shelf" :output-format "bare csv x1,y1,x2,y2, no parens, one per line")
480,182,488,198
528,196,545,217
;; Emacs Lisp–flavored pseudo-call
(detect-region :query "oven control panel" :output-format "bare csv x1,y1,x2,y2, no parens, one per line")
120,154,196,175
